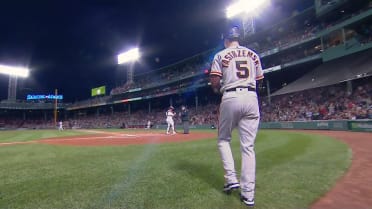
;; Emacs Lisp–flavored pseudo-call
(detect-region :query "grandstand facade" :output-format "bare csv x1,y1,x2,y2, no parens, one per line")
1,0,371,130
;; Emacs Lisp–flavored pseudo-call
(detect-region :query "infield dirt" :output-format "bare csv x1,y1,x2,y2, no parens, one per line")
298,131,372,209
37,131,216,146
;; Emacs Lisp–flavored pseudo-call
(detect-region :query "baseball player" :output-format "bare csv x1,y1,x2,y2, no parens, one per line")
146,120,151,129
58,121,64,131
210,26,264,207
165,106,176,134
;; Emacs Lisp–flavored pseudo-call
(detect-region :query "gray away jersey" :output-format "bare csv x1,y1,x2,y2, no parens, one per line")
210,45,264,93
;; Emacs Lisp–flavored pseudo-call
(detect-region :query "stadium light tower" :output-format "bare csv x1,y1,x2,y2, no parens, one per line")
0,64,29,77
117,48,140,85
226,0,269,37
0,64,30,101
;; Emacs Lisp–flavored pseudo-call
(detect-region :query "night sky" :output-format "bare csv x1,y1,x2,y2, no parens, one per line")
0,0,313,102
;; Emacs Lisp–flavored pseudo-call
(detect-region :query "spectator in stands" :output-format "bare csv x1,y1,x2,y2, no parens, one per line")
368,108,372,119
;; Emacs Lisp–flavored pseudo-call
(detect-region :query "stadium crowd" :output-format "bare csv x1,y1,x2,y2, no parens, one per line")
65,103,219,129
260,80,372,121
1,78,371,130
71,4,372,108
0,118,55,129
248,3,372,54
71,96,111,108
110,60,210,96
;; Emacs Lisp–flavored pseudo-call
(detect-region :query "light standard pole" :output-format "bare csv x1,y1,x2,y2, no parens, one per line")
117,47,141,116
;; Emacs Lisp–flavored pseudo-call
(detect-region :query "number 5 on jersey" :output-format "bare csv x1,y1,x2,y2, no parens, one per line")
235,61,249,79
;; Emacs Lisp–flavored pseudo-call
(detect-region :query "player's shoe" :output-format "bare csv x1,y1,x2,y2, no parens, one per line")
223,182,240,194
240,194,254,207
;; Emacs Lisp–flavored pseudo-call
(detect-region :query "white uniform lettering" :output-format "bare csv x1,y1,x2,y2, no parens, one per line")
211,46,264,93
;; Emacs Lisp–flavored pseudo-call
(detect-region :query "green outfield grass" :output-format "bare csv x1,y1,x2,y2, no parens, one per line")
0,129,351,209
0,129,89,143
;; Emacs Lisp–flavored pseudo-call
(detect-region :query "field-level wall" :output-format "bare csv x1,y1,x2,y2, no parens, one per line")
259,119,372,132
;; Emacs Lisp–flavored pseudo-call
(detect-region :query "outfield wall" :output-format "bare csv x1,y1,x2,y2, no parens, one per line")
155,120,372,132
154,124,214,130
259,120,372,132
1,120,370,132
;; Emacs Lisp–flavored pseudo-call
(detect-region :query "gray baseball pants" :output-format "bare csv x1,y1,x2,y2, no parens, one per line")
217,90,260,200
183,121,189,134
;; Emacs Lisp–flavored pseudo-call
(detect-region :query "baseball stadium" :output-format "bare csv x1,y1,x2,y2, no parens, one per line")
0,0,372,208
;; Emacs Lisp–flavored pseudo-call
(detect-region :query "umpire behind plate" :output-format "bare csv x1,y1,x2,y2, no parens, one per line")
209,26,264,207
180,105,189,134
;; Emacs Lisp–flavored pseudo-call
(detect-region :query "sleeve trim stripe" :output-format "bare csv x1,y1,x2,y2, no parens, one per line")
255,75,264,80
210,72,222,76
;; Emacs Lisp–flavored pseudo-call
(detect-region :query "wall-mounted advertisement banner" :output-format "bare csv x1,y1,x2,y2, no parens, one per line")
27,94,63,100
91,86,106,97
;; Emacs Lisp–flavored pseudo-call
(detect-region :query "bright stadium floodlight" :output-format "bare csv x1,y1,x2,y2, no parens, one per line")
117,48,140,64
0,64,30,78
226,0,269,18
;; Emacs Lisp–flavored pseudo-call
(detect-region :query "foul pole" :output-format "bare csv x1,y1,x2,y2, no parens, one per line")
54,89,58,127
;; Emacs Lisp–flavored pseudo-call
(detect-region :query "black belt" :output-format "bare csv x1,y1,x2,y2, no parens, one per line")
225,86,256,92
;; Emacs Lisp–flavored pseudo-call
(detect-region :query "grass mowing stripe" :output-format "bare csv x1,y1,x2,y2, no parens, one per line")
99,144,160,208
0,129,90,143
0,130,350,209
257,134,312,167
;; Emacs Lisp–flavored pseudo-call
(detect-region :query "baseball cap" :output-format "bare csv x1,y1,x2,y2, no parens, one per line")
222,26,241,40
